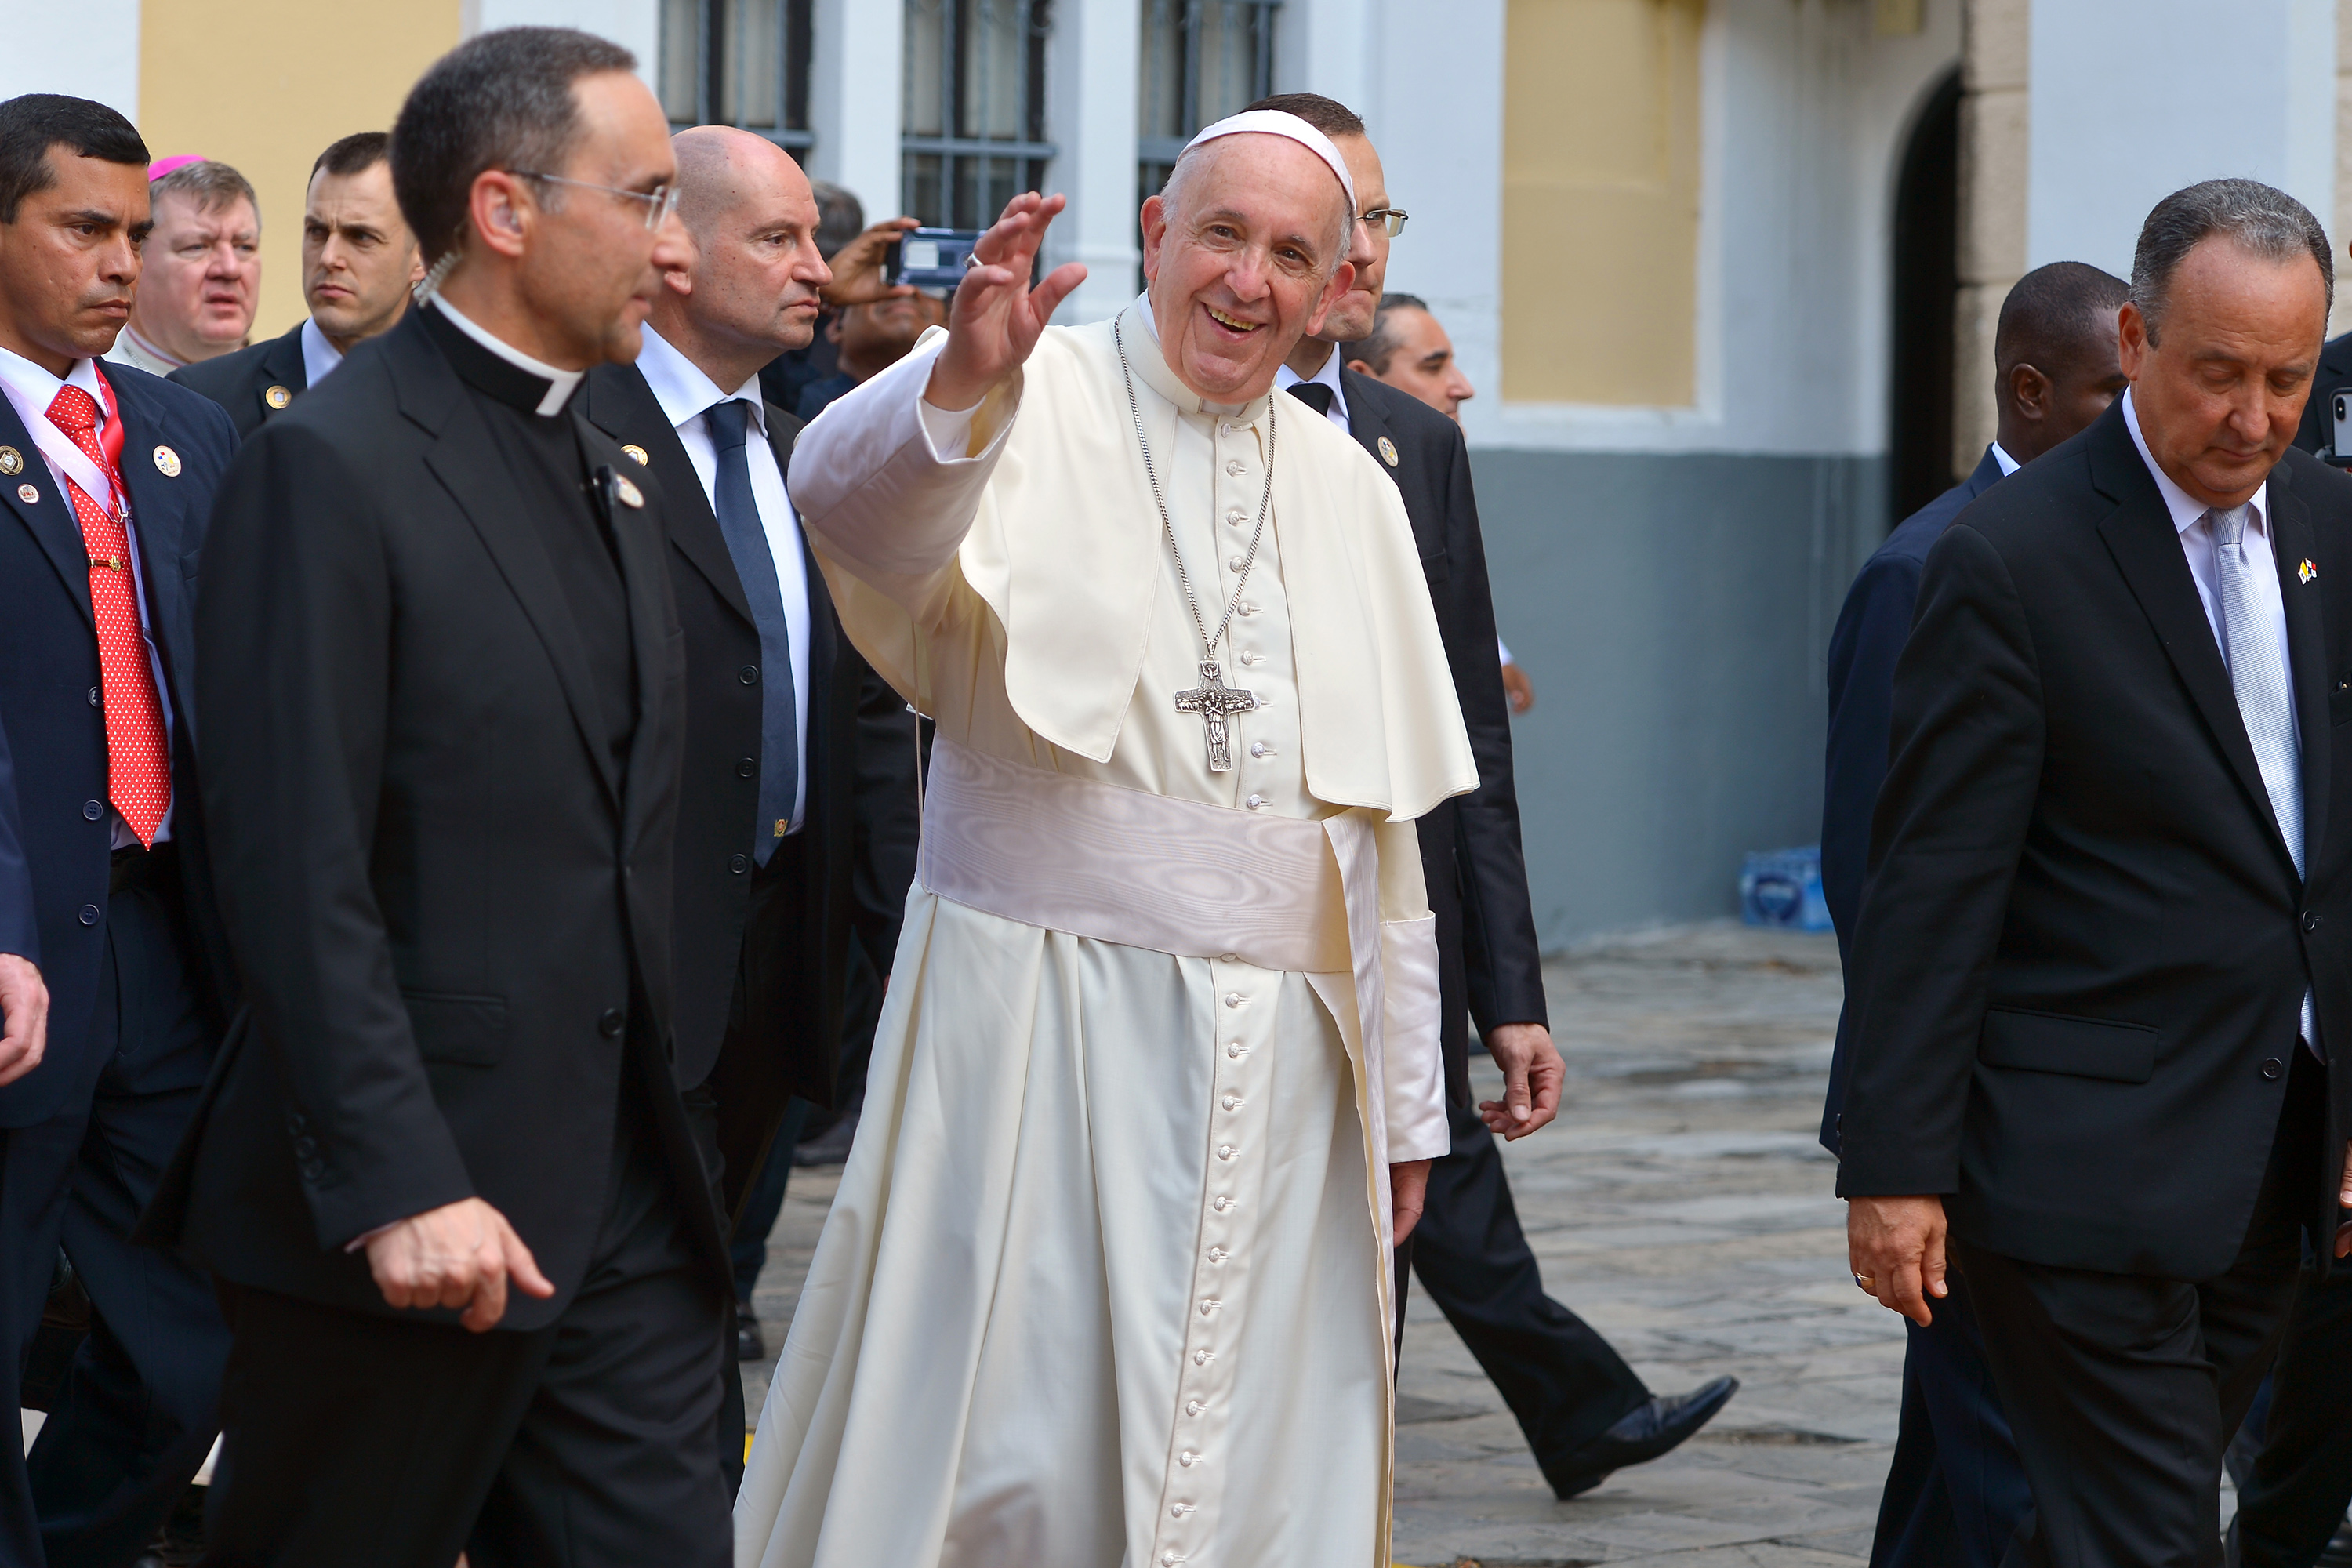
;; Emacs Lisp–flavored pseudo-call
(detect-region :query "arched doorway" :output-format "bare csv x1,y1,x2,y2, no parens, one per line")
1888,67,1962,527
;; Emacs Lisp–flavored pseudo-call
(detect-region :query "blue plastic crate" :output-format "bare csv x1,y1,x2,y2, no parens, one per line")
1739,845,1832,931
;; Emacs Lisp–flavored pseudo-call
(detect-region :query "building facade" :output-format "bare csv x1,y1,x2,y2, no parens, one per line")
16,1,2344,947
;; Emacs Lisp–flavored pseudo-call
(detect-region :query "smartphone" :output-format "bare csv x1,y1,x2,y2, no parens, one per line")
2334,390,2352,462
886,228,985,290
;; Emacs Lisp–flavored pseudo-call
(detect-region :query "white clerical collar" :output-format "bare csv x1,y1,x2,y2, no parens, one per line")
634,323,767,438
428,296,582,416
1990,441,2020,476
1272,341,1350,426
1127,292,1269,421
2122,387,2268,538
300,316,345,388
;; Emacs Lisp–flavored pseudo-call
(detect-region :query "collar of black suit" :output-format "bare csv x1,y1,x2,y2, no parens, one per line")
419,298,579,417
258,320,308,390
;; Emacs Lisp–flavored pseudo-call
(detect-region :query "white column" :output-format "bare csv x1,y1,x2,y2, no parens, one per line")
1046,0,1144,323
808,0,906,219
2027,0,2337,276
1276,0,1377,121
0,0,140,118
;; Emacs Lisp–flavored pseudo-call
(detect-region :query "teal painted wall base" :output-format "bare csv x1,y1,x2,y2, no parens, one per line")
1469,448,1889,951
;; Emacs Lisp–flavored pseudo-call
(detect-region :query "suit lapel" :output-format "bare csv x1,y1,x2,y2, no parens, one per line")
2091,411,2297,876
398,328,622,810
0,388,95,629
586,366,753,625
109,376,197,722
257,325,307,419
767,410,839,730
2270,465,2329,875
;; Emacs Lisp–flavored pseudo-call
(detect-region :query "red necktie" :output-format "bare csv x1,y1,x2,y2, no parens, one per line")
48,382,170,848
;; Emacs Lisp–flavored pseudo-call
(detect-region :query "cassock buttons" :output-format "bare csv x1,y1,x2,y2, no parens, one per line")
1377,435,1399,467
0,446,20,475
17,484,36,505
152,445,181,477
263,385,292,410
621,444,650,466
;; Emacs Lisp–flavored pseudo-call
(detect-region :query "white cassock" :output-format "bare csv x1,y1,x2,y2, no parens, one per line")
734,297,1476,1568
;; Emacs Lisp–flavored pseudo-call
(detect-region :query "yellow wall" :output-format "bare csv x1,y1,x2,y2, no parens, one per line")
1502,0,1704,406
136,0,465,339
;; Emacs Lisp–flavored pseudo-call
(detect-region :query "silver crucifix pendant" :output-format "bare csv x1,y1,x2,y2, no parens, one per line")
1174,659,1260,773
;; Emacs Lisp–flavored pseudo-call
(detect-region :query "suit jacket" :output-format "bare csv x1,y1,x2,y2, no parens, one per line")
1817,445,2006,1152
169,321,307,441
2294,331,2352,456
0,710,30,964
151,309,728,1326
0,361,238,1127
1838,399,2352,1279
1311,371,1548,1104
580,363,918,1213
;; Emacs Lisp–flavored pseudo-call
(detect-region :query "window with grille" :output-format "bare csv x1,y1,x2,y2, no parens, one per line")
902,0,1055,230
1137,0,1279,216
659,0,815,147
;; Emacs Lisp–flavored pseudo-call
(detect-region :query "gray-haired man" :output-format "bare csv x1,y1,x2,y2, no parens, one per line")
1841,178,2352,1565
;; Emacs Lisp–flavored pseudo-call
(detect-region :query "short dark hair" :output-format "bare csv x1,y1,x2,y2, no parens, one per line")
811,179,864,260
1241,93,1367,142
1348,292,1430,375
2130,178,2333,345
0,94,149,225
312,130,391,183
1994,261,2128,382
390,26,637,265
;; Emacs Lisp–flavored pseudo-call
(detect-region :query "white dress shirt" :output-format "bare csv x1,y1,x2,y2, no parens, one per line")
2122,389,2317,1052
299,317,346,387
635,325,812,833
1272,341,1352,432
0,342,177,847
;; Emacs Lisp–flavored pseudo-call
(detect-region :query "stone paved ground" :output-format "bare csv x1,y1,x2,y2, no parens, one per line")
738,922,1926,1565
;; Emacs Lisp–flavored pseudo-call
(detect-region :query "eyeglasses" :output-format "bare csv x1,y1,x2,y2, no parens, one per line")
507,170,681,231
1359,207,1410,238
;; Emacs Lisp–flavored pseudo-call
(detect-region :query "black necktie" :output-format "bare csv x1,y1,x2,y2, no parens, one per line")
705,398,798,865
1287,382,1336,418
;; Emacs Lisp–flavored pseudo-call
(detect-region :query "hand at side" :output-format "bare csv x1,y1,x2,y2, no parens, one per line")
1391,1158,1433,1245
0,952,47,1087
365,1196,554,1333
1847,1193,1948,1327
1480,1021,1563,1137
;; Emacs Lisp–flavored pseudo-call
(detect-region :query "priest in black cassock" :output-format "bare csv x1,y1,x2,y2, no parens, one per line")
143,28,735,1567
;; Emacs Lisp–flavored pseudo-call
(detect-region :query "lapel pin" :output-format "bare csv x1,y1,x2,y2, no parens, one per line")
16,483,37,504
612,474,645,510
264,384,292,410
0,446,20,476
1377,435,1399,468
621,443,650,466
152,445,181,477
2300,558,2318,585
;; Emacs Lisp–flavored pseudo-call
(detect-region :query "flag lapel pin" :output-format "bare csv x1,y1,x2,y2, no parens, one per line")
2300,558,2318,585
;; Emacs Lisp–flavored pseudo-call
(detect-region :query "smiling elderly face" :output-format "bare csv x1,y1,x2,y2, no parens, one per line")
1139,133,1355,403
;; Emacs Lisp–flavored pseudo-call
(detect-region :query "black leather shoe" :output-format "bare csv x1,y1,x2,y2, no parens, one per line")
1543,1375,1738,1500
735,1301,766,1362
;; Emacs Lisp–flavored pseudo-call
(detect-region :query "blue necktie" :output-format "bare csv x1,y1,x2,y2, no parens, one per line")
705,398,797,865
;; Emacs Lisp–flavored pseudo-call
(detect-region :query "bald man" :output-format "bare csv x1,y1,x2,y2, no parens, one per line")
579,127,920,1483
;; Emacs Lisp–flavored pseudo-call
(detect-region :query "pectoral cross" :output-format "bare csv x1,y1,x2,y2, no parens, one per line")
1175,659,1259,774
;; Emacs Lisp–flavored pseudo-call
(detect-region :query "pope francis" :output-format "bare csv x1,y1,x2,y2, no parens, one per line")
733,110,1478,1568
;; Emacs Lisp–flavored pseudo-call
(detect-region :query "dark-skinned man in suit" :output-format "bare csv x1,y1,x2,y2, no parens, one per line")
578,124,919,1484
0,94,242,1567
1261,91,1737,1499
150,31,740,1565
1842,179,2352,1567
1820,260,2127,1568
172,131,421,440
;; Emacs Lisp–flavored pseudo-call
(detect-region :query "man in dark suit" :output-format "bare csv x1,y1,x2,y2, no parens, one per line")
171,131,420,440
579,124,918,1432
1842,179,2352,1567
0,94,242,1568
148,31,734,1566
1261,91,1736,1498
1820,260,2126,1568
0,712,47,1094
